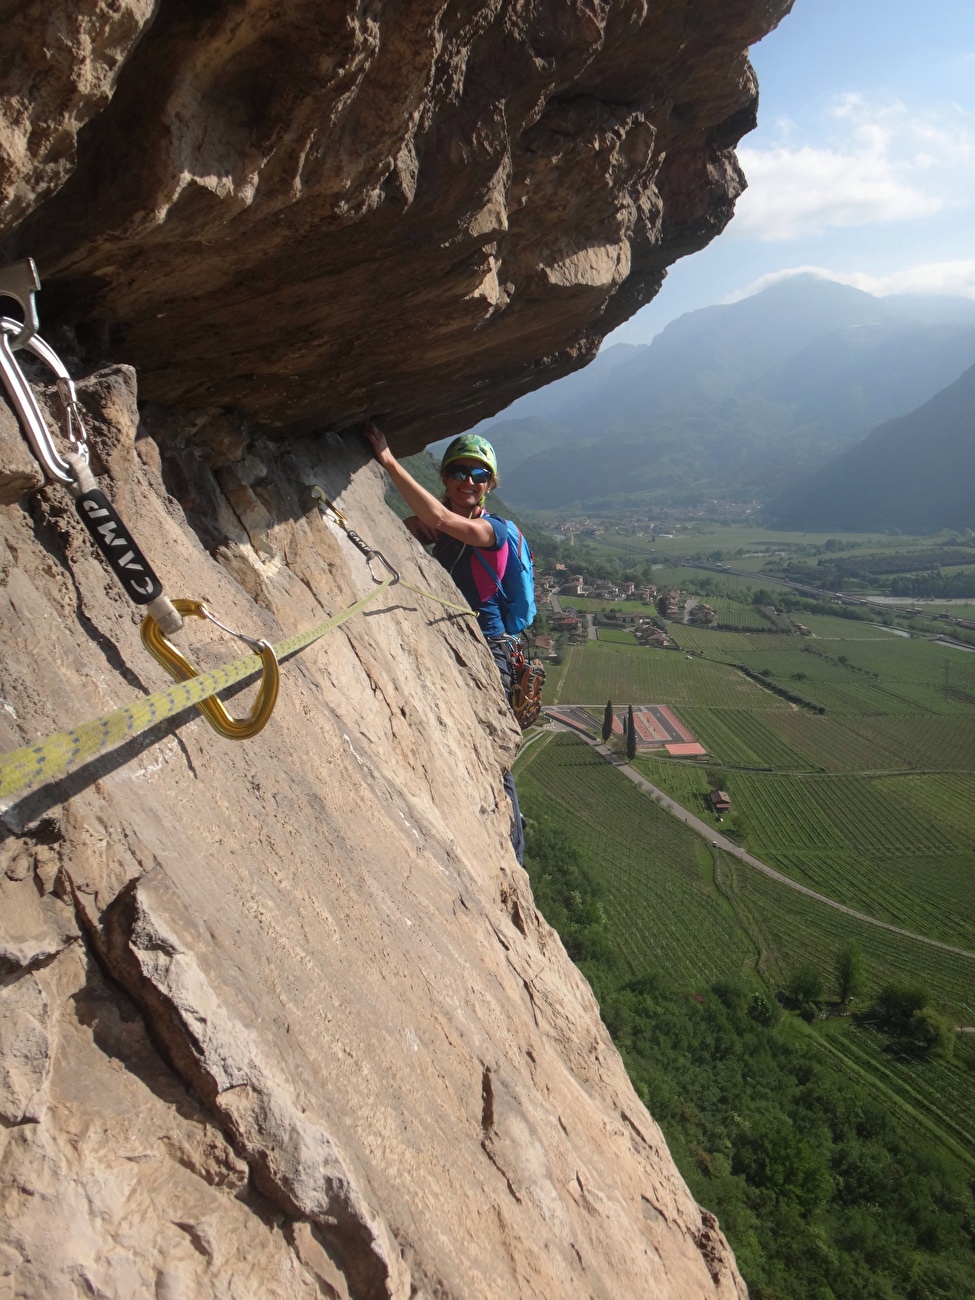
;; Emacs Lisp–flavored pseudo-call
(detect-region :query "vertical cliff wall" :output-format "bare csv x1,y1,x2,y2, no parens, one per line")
1,3,792,1295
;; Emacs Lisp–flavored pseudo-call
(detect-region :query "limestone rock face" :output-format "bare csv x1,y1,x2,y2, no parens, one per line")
0,0,157,234
3,0,792,449
0,366,748,1298
0,3,793,1295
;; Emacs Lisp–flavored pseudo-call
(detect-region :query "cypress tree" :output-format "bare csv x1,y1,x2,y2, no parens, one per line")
835,941,866,1004
626,705,636,761
602,700,613,743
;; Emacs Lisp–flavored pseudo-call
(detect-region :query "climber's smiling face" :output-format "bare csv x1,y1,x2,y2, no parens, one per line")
442,459,492,513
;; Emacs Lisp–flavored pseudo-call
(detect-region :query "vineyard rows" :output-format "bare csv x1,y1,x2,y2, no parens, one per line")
519,737,975,1015
708,597,771,631
718,855,975,1016
530,583,975,1146
727,772,975,947
873,773,975,846
734,648,953,715
764,711,902,772
632,757,711,810
677,707,813,770
550,641,787,707
800,775,955,855
728,774,846,851
669,626,788,657
818,1022,975,1161
516,735,755,985
763,848,940,932
845,715,975,768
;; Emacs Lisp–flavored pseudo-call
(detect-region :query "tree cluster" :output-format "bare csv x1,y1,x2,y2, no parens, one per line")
519,814,975,1299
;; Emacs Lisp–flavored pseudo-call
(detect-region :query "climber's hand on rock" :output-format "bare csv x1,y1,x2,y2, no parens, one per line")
362,422,392,465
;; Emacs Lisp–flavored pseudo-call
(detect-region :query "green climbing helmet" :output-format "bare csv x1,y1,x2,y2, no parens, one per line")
440,433,498,477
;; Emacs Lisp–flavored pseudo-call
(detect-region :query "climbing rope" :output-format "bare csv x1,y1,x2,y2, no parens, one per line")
0,481,479,804
0,258,479,801
0,576,396,803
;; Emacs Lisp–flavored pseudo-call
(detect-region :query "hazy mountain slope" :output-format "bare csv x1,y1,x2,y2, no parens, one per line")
751,319,975,442
478,277,975,509
766,362,975,533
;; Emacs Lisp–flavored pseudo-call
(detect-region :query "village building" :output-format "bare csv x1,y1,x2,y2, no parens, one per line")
636,626,669,647
708,790,731,814
688,602,718,626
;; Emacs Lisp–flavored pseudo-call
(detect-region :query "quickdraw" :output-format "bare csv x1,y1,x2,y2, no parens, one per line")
0,259,484,767
0,259,280,738
311,487,400,585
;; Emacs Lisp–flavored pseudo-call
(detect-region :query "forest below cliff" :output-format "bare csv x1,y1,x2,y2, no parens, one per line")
521,805,975,1300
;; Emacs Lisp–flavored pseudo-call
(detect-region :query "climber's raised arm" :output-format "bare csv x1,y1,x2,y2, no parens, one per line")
362,423,498,547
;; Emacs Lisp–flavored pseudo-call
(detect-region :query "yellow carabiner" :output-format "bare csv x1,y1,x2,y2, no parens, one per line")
140,599,279,740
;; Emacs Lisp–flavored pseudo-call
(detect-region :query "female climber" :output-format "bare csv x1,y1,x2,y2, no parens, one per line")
361,423,525,864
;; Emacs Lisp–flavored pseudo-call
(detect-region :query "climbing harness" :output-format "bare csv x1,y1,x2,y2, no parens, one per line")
510,642,545,730
505,634,547,731
0,258,281,735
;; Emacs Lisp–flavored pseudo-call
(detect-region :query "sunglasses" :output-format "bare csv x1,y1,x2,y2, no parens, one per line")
445,465,492,484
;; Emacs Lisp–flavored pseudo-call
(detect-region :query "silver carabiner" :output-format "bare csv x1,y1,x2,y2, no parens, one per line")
310,486,400,585
0,315,86,486
0,259,40,349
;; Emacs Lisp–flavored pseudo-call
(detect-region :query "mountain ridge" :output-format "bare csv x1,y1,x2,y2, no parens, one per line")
766,360,975,533
476,276,975,511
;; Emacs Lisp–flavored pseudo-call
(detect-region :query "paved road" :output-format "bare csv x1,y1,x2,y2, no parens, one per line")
543,720,975,963
587,612,597,640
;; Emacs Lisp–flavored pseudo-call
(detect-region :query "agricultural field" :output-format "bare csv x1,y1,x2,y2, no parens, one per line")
595,627,639,645
546,640,788,708
516,733,975,1161
526,526,975,1187
815,1020,975,1165
515,734,756,986
796,613,906,639
668,625,794,657
630,757,711,810
735,643,973,716
562,595,659,616
872,773,975,846
717,851,975,1020
706,596,772,630
674,707,812,771
630,760,975,950
763,711,902,772
538,563,975,979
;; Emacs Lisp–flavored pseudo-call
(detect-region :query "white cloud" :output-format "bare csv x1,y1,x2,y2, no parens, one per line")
725,261,975,303
733,96,975,241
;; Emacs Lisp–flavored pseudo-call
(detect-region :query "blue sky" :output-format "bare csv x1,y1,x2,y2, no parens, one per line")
609,0,975,343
